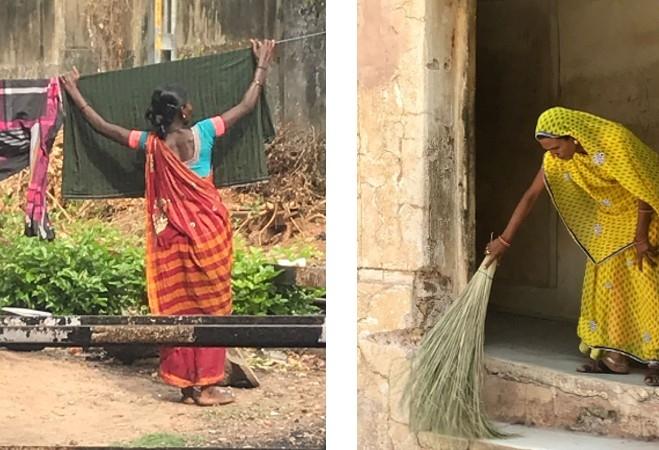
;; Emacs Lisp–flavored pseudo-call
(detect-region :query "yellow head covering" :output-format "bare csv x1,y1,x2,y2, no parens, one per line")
537,107,659,263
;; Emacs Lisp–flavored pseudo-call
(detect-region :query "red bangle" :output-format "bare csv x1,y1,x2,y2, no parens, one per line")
498,236,511,248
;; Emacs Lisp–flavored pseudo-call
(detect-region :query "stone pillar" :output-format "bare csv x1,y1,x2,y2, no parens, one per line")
357,0,475,448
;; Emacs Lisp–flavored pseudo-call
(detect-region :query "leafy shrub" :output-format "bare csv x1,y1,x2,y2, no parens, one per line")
0,214,323,316
0,220,146,315
232,245,322,315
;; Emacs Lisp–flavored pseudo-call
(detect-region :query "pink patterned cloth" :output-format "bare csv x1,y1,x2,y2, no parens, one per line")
0,78,63,240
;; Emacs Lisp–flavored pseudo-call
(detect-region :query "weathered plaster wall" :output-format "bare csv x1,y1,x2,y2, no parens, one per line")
0,0,63,78
476,0,659,321
0,0,152,79
358,0,475,447
0,0,325,130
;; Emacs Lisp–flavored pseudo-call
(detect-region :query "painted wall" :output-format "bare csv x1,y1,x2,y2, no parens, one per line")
476,0,659,321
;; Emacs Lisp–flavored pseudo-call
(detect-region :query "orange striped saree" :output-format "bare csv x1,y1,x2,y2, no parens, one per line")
144,135,232,388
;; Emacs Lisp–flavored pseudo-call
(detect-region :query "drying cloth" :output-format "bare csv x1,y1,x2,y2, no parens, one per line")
62,48,274,199
0,78,63,240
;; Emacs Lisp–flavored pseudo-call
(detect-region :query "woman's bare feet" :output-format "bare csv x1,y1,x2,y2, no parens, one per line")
193,386,235,406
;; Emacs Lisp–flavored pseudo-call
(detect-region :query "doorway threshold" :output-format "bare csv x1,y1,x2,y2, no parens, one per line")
484,310,648,387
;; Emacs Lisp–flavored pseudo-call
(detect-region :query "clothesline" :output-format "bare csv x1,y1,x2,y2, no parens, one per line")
275,31,326,45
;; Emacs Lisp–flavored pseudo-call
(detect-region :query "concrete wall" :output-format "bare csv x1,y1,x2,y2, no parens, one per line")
0,0,63,78
358,0,476,447
0,0,325,130
476,0,659,321
176,0,326,129
0,0,152,78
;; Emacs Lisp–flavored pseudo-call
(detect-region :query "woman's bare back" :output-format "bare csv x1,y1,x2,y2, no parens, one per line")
164,128,195,163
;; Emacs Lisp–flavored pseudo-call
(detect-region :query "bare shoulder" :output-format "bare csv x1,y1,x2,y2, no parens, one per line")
166,129,195,160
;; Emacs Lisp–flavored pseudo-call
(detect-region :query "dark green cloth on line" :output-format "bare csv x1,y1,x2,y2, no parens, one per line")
62,48,274,199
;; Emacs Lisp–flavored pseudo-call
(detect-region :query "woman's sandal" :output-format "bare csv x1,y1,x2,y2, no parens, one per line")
644,367,659,386
577,353,629,375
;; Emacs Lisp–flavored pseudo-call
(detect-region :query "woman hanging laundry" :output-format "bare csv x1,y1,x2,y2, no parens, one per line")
60,39,276,405
485,107,659,386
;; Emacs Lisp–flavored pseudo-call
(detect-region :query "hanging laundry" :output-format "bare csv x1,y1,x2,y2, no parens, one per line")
62,48,275,199
0,78,63,240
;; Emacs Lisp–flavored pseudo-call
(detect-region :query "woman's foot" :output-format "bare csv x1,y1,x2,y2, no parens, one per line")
181,387,196,404
644,366,659,386
577,352,629,375
193,386,235,406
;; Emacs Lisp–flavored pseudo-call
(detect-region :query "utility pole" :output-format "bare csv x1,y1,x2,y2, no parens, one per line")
153,0,177,63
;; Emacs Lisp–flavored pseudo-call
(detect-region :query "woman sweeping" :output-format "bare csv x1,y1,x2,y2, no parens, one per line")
486,107,659,386
60,39,276,405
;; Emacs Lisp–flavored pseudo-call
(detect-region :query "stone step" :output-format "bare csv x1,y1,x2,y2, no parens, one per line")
483,356,659,440
418,423,658,450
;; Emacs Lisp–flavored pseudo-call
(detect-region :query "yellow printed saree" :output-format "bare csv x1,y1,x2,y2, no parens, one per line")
537,107,659,363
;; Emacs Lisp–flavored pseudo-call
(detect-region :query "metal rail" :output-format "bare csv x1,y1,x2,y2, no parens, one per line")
0,315,325,348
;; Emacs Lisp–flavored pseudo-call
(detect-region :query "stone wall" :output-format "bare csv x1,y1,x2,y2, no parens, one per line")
0,0,325,130
357,0,476,448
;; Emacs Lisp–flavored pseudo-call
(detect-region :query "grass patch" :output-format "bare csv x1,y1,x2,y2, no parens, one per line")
115,432,189,448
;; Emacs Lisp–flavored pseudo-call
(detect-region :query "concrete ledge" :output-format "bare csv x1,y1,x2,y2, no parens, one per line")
273,265,326,288
484,356,659,440
417,423,659,450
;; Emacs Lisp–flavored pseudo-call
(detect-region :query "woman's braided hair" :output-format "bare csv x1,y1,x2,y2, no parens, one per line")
145,84,189,138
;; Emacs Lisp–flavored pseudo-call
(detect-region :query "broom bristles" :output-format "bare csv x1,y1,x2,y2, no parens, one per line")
404,258,507,439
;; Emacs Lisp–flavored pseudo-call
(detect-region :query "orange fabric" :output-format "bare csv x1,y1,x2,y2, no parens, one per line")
127,130,142,150
143,134,232,387
159,347,226,388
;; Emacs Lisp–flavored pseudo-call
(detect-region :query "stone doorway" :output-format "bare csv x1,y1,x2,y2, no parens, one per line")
475,0,659,322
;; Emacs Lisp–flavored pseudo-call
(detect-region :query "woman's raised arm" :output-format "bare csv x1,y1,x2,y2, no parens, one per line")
220,39,276,129
60,67,132,147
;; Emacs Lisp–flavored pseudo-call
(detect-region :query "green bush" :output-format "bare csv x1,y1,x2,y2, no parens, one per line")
0,214,323,316
0,221,146,315
232,245,322,315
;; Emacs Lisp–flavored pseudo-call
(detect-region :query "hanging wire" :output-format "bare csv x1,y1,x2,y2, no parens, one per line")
275,31,326,45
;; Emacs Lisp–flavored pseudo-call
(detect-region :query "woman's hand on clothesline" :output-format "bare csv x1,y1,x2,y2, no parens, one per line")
60,66,80,93
635,239,658,271
250,39,276,68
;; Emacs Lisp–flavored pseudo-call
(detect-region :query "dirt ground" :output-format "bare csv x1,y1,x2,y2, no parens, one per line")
0,348,325,448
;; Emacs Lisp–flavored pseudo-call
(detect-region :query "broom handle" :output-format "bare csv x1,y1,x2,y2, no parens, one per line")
482,255,496,270
482,231,497,272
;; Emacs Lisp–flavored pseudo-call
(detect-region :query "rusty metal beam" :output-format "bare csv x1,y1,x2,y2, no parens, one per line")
0,315,324,326
1,446,324,450
0,315,325,348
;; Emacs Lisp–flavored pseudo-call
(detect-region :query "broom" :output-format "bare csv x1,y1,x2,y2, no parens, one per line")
403,255,507,439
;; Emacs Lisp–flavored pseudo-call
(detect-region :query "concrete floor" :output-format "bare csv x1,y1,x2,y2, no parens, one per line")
484,311,649,387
